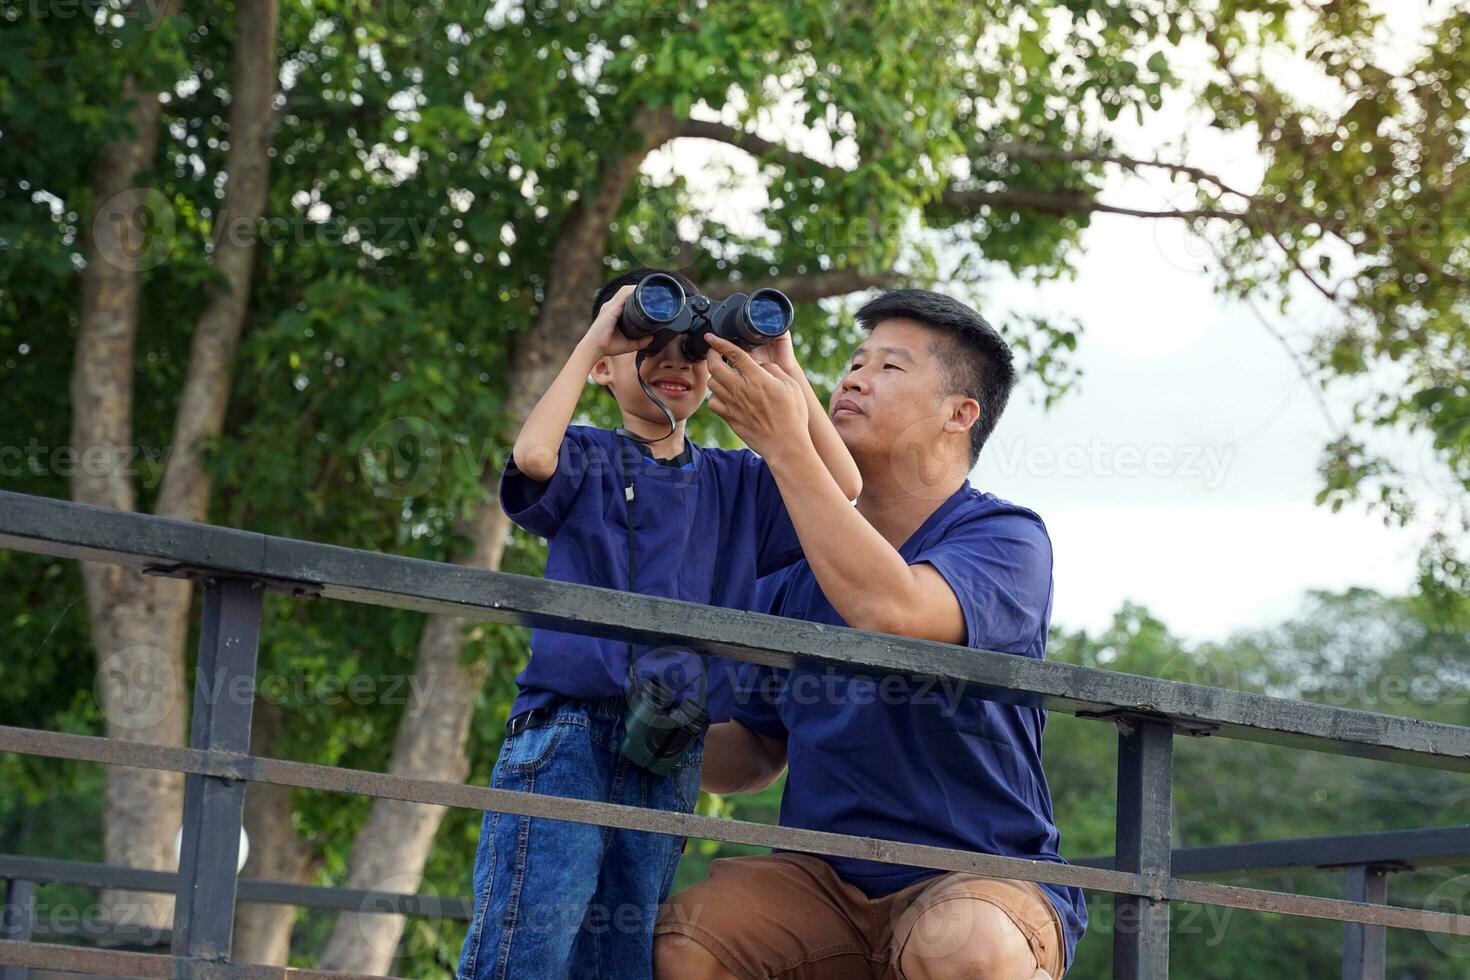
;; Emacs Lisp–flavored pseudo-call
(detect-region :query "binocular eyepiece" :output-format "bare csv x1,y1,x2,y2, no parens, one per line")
619,273,794,362
619,677,709,777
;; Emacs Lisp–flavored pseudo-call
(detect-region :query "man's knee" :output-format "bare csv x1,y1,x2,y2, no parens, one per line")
898,900,1046,980
653,931,737,980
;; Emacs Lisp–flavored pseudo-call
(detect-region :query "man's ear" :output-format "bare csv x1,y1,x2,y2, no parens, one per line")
589,356,614,388
944,395,981,436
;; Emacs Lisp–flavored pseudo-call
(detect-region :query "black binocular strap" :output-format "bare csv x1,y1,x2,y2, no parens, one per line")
617,436,640,687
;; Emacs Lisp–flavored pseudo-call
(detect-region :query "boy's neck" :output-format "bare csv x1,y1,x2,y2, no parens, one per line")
618,414,688,460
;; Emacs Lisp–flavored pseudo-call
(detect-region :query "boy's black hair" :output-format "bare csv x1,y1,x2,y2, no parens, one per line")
591,267,700,323
855,288,1016,466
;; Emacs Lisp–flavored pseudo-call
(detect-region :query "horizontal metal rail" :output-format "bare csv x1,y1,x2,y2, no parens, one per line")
3,725,1467,939
2,491,1468,773
1078,825,1470,877
0,855,474,921
5,825,1467,924
0,939,405,980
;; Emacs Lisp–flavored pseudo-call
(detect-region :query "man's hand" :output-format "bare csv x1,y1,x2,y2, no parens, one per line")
579,284,653,358
704,334,809,457
746,330,800,376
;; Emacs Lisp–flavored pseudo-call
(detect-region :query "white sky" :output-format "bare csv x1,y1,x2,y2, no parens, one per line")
646,6,1450,643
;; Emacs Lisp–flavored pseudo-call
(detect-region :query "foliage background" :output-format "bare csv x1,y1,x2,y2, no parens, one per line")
2,0,1467,975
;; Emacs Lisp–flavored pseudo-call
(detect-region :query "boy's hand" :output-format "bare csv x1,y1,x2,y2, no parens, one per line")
579,284,653,358
705,334,809,459
746,331,800,376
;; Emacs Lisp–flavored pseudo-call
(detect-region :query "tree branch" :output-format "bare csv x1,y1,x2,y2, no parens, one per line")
667,115,844,178
939,186,1246,222
975,141,1258,202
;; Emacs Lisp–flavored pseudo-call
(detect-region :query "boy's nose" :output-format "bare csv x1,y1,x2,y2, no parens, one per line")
656,345,693,369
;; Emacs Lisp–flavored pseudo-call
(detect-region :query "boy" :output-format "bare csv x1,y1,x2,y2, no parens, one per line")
456,268,860,980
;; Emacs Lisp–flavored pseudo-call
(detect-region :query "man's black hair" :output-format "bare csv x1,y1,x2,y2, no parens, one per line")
855,288,1016,466
591,267,699,323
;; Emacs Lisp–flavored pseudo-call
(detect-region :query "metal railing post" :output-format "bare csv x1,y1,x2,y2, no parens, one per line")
0,879,34,980
1340,864,1388,980
170,577,263,964
1113,717,1174,979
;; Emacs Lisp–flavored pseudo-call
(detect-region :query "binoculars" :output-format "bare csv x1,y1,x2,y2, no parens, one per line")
619,677,709,776
619,272,794,363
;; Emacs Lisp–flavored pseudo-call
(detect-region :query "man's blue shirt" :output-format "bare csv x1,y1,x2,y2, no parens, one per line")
732,484,1088,967
499,424,801,721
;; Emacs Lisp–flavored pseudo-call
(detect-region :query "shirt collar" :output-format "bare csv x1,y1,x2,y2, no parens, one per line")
620,430,697,468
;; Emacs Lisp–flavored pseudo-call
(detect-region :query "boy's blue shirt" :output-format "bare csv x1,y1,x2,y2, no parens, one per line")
499,423,801,722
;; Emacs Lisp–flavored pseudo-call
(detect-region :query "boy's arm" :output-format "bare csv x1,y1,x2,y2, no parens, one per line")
512,284,648,482
751,333,863,500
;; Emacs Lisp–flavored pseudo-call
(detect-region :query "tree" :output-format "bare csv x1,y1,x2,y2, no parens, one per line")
2,0,1464,971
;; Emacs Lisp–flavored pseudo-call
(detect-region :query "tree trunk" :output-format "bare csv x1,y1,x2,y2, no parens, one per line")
314,113,682,974
72,36,188,935
234,698,320,966
155,0,279,523
70,0,279,936
311,505,505,974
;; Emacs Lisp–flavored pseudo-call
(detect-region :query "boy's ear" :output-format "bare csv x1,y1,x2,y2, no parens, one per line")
589,356,614,388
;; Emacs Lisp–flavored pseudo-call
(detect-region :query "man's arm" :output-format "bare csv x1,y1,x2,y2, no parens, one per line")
704,336,966,643
700,720,788,794
512,284,649,481
792,368,862,501
750,333,862,500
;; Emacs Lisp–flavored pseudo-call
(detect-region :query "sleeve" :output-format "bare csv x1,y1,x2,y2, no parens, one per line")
749,454,804,576
916,511,1054,657
728,662,790,740
497,427,601,540
727,568,794,737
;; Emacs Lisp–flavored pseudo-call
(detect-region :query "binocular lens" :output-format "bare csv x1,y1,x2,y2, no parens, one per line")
747,290,793,337
622,273,687,339
640,282,682,321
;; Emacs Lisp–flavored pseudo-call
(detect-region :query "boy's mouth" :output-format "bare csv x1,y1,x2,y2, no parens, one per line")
650,377,693,396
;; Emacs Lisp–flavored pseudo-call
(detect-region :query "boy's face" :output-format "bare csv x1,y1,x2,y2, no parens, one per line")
592,338,711,426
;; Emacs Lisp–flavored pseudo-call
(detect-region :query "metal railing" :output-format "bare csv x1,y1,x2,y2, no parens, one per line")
5,823,1469,975
1,488,1468,979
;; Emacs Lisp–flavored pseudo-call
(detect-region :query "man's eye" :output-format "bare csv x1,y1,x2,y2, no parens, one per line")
883,363,903,371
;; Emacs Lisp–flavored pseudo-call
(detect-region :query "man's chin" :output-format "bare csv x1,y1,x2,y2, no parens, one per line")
830,417,869,454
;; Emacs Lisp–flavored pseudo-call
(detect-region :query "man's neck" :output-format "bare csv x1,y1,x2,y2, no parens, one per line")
853,453,969,548
618,414,688,460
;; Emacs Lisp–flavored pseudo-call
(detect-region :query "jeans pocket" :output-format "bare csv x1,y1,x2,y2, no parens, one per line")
498,719,572,775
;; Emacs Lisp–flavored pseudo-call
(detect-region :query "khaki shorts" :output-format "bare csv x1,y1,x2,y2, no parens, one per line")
655,852,1066,979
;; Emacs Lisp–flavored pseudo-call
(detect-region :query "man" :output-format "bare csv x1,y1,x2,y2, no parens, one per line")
654,289,1087,979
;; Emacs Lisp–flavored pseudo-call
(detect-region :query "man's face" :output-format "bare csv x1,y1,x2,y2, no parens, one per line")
596,338,711,426
830,319,972,487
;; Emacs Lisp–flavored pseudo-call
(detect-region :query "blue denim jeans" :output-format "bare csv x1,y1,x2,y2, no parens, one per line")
456,696,703,980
